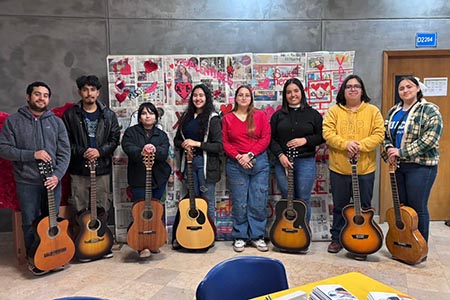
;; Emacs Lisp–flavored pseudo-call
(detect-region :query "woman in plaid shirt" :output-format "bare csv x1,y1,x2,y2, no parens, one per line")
383,75,443,244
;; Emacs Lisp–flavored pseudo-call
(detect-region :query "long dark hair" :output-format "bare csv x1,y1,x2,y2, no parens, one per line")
232,85,256,137
281,78,309,112
335,74,371,105
179,83,215,136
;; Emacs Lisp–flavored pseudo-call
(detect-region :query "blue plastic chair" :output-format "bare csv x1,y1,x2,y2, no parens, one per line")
196,256,289,300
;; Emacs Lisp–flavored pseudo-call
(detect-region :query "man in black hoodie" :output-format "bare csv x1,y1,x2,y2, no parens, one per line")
0,81,71,275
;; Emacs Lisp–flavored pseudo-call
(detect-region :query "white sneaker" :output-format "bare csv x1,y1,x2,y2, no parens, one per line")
251,239,268,252
233,239,246,252
139,249,151,258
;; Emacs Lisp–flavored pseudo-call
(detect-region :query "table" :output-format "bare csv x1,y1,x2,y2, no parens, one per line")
251,272,415,299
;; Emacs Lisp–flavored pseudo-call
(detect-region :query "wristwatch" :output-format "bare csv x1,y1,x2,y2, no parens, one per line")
247,152,255,159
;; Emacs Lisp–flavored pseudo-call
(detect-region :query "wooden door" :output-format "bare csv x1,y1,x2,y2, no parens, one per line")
380,50,450,222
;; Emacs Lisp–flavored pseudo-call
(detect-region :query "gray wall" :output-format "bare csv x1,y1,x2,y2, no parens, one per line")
1,0,450,229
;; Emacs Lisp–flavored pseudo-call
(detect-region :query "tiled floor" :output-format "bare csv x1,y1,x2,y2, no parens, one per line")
0,222,449,300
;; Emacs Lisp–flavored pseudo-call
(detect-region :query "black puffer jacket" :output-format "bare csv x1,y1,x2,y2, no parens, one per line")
62,100,120,176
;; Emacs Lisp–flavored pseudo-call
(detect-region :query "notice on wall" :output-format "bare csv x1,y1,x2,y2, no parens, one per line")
423,77,448,97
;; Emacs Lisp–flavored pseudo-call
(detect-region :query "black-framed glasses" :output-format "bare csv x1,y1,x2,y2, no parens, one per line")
345,84,362,90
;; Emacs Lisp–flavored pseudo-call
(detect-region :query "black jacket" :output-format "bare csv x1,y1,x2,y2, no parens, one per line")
121,123,171,189
62,100,120,176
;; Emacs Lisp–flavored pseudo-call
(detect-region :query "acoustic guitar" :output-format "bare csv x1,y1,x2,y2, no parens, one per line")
175,147,215,249
33,161,75,271
384,159,428,264
75,160,113,260
127,152,167,252
270,149,311,252
340,155,383,255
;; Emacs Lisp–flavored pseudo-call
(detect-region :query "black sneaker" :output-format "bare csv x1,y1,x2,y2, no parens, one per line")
103,250,114,259
28,263,49,276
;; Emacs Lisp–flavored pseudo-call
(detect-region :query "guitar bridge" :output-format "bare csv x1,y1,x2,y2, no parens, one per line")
394,241,412,248
351,234,369,240
84,237,105,244
44,247,67,257
187,226,202,231
139,230,156,235
282,228,299,233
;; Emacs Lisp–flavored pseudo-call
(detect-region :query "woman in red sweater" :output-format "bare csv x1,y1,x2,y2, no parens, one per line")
222,85,271,252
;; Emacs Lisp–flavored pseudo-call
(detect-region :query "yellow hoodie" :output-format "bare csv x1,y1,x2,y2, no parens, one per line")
323,102,385,175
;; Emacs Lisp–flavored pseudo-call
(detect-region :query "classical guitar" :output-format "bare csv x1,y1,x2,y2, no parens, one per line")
175,147,215,249
75,160,113,260
383,158,428,264
32,161,75,271
340,155,383,255
270,149,311,252
127,152,167,252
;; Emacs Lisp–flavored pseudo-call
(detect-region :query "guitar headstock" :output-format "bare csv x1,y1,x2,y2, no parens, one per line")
37,161,54,180
348,153,359,166
286,148,299,163
85,159,98,172
185,147,194,163
142,152,155,169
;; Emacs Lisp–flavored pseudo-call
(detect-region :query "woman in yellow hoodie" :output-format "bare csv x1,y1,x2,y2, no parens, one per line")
323,74,385,255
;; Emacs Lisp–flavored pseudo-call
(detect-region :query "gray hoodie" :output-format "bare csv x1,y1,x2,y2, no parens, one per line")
0,105,70,185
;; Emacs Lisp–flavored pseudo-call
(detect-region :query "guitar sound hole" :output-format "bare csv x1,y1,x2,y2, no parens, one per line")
188,209,199,219
285,209,297,221
143,210,153,220
48,226,59,237
88,219,100,231
353,215,365,225
396,221,405,230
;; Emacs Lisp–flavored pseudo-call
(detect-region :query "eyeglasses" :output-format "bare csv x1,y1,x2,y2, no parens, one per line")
345,84,362,90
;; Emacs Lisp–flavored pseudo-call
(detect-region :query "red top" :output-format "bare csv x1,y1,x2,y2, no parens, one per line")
222,109,271,158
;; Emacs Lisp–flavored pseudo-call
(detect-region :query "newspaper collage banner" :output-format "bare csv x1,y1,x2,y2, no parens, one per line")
106,51,355,243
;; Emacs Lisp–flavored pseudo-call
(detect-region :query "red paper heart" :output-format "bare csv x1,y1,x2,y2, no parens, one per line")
320,82,329,90
120,64,132,75
175,82,192,100
166,82,172,89
144,60,158,73
258,78,270,89
220,104,233,114
145,82,158,93
115,89,130,103
169,64,174,69
311,83,320,91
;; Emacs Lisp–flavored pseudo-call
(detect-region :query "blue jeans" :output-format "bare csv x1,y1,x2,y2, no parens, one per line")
396,163,437,242
184,155,216,222
274,157,316,223
226,151,270,241
329,170,375,242
131,185,166,202
16,182,62,257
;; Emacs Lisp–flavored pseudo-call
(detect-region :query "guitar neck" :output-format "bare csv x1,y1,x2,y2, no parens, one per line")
286,161,294,211
389,170,402,222
145,167,153,210
47,187,58,228
351,163,362,215
187,161,196,209
90,169,97,220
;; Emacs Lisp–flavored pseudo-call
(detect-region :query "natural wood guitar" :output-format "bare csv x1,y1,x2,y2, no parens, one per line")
340,155,383,255
127,152,167,251
175,147,215,249
33,161,75,271
384,159,428,264
270,149,311,252
75,160,114,260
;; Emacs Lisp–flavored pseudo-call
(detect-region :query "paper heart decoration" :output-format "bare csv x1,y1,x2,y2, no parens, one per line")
166,82,172,89
145,82,158,93
137,82,142,87
220,104,233,114
258,78,270,89
310,83,321,91
317,64,324,72
169,64,174,69
144,60,158,73
115,89,130,103
320,82,329,90
120,63,132,75
175,82,192,100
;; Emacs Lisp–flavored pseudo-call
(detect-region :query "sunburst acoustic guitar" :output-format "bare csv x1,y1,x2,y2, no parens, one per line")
32,161,75,271
75,160,114,261
382,155,428,264
270,149,311,252
340,154,383,256
175,147,215,250
127,152,167,252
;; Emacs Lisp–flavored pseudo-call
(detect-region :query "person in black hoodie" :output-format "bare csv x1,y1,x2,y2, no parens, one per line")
0,81,70,275
270,78,324,225
121,102,171,257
